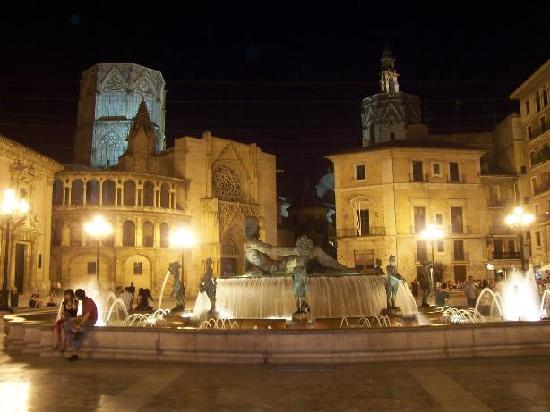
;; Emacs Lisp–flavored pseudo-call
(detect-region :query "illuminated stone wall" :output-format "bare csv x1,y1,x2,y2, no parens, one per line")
329,146,501,281
0,135,62,296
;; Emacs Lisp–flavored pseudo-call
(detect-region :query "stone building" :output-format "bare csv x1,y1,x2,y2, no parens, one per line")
329,142,490,281
0,135,62,298
511,59,550,266
50,64,276,296
329,49,538,281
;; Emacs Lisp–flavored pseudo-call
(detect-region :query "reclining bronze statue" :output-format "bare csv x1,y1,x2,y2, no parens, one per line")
243,218,350,320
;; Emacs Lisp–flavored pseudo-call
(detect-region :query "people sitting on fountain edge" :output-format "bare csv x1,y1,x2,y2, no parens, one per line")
64,289,98,362
53,289,78,351
136,289,154,312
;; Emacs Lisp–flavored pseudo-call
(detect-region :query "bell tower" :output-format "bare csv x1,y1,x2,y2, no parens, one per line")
361,47,423,147
73,63,166,168
380,46,400,94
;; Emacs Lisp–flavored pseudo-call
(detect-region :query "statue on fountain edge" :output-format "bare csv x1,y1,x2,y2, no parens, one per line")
419,259,434,307
168,261,185,312
385,255,406,314
199,257,217,317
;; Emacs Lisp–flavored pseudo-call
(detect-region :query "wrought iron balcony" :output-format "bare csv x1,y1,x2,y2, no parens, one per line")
492,251,521,259
488,225,516,236
533,181,550,196
528,122,550,141
337,227,385,237
487,197,510,207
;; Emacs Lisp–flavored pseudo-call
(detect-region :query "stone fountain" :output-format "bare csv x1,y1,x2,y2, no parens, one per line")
193,218,417,322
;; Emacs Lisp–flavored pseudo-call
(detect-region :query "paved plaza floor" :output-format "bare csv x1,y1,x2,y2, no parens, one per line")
2,334,550,412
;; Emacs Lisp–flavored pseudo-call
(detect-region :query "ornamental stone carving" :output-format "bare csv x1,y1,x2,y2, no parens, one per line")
213,165,241,201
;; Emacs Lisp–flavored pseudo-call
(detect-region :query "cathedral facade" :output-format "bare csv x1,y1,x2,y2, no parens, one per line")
51,64,276,296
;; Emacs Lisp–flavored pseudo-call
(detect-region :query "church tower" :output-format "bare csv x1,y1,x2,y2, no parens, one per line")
361,47,423,147
73,63,166,167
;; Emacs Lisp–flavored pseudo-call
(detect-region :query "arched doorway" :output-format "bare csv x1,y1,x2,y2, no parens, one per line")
123,255,152,290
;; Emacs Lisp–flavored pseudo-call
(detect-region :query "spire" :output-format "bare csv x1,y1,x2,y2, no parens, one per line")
125,98,157,156
134,99,151,124
380,46,400,94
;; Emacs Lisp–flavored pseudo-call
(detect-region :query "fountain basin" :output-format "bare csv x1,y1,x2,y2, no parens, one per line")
193,275,417,320
5,317,550,364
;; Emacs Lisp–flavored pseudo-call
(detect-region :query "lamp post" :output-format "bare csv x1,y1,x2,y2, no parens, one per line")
83,214,113,285
504,206,535,271
1,189,29,312
169,227,197,308
419,224,444,306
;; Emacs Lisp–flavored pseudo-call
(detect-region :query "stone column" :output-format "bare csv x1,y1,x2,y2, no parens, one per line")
136,217,143,247
83,180,87,206
98,180,103,206
153,222,160,248
62,224,70,247
66,182,72,206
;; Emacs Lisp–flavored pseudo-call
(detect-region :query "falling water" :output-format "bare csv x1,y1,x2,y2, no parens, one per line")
475,268,541,322
105,298,129,324
192,275,417,319
157,271,171,309
501,269,540,321
475,288,504,318
539,289,550,319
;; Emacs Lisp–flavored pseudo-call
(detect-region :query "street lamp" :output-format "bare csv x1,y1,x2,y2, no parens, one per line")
419,224,444,306
504,206,535,271
1,189,29,312
169,227,197,308
83,214,113,285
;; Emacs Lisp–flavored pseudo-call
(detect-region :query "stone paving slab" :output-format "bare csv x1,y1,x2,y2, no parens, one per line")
2,347,550,411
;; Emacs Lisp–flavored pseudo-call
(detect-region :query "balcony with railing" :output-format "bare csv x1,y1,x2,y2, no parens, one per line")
408,173,467,183
453,252,468,262
487,197,510,208
449,224,469,235
488,224,516,236
493,251,521,260
337,227,385,238
446,174,466,183
533,181,550,196
528,121,550,141
408,172,429,182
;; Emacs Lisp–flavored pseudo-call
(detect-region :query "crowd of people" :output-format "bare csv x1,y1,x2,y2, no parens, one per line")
410,272,550,312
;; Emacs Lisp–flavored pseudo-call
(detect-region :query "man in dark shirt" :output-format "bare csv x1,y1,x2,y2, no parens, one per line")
64,289,98,361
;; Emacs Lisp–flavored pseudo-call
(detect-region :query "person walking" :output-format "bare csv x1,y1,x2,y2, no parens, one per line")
64,289,98,361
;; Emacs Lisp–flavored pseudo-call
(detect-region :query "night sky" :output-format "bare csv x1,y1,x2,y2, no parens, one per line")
1,2,548,196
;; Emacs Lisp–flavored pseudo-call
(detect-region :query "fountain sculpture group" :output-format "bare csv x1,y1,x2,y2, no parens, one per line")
190,219,417,321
